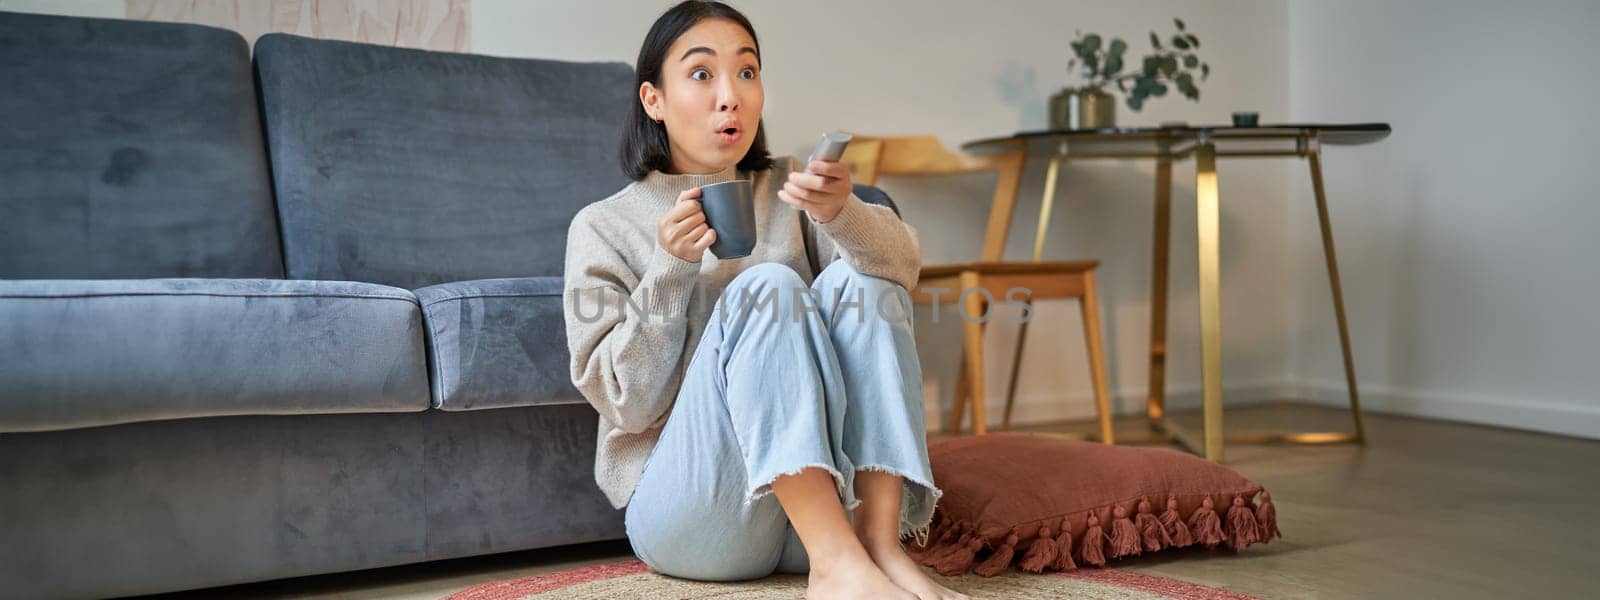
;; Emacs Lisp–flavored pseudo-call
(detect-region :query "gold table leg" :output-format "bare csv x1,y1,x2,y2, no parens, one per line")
1032,154,1063,262
1308,147,1368,443
1148,157,1172,427
1195,143,1224,461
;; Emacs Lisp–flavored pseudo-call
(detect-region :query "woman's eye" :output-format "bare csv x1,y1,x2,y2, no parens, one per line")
690,68,710,81
740,67,757,80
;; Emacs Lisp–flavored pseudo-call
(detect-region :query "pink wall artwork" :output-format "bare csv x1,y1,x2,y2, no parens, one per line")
125,0,469,52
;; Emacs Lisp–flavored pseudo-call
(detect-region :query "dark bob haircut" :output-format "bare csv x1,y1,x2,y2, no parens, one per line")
620,0,773,181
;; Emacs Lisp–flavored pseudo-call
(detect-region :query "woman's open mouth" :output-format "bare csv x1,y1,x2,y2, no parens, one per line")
717,122,742,145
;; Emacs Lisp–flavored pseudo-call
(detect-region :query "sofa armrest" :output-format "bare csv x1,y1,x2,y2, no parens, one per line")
0,278,430,433
413,276,581,411
852,183,901,218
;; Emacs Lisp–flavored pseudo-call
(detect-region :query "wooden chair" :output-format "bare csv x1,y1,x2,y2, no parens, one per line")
840,135,1113,442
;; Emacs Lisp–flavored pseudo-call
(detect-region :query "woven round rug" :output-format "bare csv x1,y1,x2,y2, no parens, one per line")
444,559,1257,599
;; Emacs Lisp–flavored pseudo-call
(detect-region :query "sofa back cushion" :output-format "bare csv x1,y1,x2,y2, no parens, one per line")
253,34,634,290
0,11,285,279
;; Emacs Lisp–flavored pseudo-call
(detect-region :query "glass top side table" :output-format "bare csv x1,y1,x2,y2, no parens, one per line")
962,123,1392,461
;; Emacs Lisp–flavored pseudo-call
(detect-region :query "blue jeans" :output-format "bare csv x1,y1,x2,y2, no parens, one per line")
624,260,940,581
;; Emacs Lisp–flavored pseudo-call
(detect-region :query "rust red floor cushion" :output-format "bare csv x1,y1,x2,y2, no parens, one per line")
912,432,1281,576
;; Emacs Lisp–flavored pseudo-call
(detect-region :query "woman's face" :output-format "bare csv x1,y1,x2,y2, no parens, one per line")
640,18,764,174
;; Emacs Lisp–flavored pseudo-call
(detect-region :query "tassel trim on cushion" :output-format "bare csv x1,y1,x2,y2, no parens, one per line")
930,535,984,576
1161,497,1195,548
1225,495,1261,552
1137,499,1170,552
972,531,1019,576
1256,491,1282,542
923,529,975,566
1079,514,1107,567
911,490,1279,577
1017,525,1059,573
1109,506,1142,559
1188,497,1226,548
1049,519,1078,572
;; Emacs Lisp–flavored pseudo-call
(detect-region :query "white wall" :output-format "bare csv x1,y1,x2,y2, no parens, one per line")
0,0,119,18
1286,0,1600,438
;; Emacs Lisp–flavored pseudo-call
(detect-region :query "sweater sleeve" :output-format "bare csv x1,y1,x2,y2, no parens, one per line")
563,210,701,434
804,190,923,292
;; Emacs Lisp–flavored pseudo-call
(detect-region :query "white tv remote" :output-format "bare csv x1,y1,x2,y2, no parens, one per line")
806,131,852,168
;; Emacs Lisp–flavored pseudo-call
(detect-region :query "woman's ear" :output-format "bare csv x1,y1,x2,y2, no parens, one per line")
639,82,662,122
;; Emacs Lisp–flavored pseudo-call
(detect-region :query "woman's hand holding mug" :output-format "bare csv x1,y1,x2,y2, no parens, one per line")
658,187,717,263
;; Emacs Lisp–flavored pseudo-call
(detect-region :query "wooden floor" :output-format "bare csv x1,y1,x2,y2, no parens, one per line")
139,404,1600,599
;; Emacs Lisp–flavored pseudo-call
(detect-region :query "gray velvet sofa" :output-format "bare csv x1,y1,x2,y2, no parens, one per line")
0,10,898,599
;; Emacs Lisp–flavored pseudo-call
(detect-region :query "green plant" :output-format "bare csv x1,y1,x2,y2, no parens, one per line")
1067,18,1211,111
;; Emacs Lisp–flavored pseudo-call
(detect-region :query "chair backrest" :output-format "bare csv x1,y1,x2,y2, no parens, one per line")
840,135,1025,262
253,34,634,290
0,11,285,279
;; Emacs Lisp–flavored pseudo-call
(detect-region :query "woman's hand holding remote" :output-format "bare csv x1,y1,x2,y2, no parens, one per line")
658,187,717,263
780,160,853,223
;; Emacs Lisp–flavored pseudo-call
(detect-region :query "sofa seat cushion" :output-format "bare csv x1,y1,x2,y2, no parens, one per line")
414,277,580,411
0,278,430,433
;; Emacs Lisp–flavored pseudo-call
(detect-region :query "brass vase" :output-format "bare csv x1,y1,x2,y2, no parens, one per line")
1049,87,1116,130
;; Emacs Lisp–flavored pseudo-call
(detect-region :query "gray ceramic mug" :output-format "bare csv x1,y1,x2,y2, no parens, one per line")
697,180,757,259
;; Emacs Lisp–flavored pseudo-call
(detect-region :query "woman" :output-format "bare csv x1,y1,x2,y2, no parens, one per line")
563,3,964,599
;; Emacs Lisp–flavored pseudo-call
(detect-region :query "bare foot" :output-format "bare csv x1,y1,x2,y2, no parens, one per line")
865,540,970,600
807,547,917,600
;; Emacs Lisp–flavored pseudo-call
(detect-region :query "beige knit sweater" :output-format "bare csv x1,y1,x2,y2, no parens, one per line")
563,156,921,509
